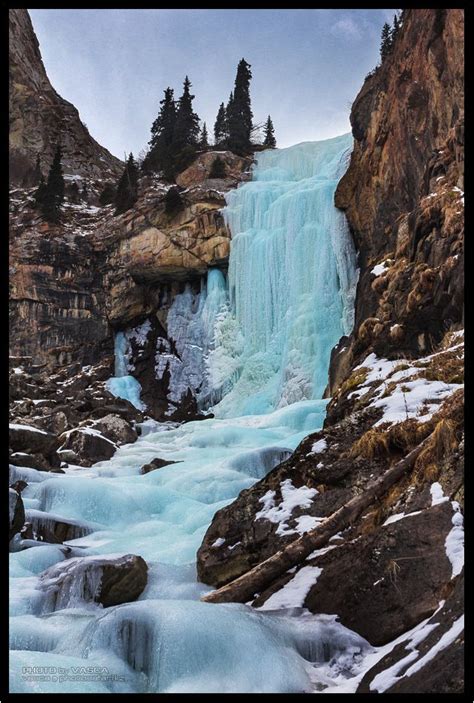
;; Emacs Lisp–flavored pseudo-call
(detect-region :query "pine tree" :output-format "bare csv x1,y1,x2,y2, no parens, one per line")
36,144,64,223
199,122,209,150
380,22,393,61
143,87,177,179
214,103,227,146
22,153,43,188
227,59,253,154
173,76,201,172
209,156,227,179
115,153,139,215
263,115,276,148
392,13,401,38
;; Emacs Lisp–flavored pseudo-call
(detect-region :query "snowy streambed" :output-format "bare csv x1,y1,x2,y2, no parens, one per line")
10,401,374,693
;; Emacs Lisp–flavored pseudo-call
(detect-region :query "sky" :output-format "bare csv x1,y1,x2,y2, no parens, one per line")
28,9,396,160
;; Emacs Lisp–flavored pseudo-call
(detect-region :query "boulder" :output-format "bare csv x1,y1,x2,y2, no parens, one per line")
32,410,69,436
10,479,28,493
38,554,148,609
9,487,25,540
9,423,58,456
91,414,138,446
9,451,52,471
59,427,117,466
175,151,250,188
57,448,80,465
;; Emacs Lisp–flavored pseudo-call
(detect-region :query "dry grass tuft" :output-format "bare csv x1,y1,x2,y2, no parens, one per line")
387,418,433,452
358,317,383,342
350,428,390,459
414,418,458,474
421,350,464,384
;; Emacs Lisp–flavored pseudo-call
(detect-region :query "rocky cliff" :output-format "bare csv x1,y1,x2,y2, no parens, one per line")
331,8,463,388
9,8,123,184
196,9,464,692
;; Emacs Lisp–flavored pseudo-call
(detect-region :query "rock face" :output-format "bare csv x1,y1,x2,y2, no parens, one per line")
38,554,148,609
9,162,248,419
9,9,122,184
9,197,112,369
333,9,464,376
357,572,464,693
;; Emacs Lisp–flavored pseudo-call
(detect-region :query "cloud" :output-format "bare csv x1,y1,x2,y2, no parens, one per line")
330,17,363,40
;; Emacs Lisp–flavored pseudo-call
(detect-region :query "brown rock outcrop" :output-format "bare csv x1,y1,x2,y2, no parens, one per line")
333,9,464,373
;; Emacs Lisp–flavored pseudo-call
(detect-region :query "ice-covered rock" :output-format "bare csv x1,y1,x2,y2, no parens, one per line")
38,553,148,610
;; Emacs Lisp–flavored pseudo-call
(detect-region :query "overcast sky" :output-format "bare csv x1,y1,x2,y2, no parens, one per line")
29,9,396,159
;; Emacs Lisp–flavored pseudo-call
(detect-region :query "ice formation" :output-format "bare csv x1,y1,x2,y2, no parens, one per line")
10,137,368,694
106,331,145,411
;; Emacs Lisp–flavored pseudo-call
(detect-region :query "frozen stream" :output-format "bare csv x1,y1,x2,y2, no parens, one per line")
10,135,367,693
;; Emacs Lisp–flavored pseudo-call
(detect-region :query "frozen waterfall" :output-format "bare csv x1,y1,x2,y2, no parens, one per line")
210,133,358,416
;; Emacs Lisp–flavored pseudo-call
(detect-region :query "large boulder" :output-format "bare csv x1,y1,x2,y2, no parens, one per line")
9,487,25,541
91,414,137,446
38,554,148,610
58,427,117,466
9,423,58,456
9,451,51,471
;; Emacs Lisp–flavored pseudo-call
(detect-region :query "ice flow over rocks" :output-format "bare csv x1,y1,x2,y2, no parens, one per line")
10,136,368,693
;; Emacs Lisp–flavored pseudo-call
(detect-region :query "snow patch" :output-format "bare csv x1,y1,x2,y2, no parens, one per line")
311,439,327,454
256,479,317,537
445,503,464,579
257,566,322,610
430,482,449,506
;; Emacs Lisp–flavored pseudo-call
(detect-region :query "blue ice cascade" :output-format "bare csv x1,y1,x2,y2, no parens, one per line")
206,133,358,417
